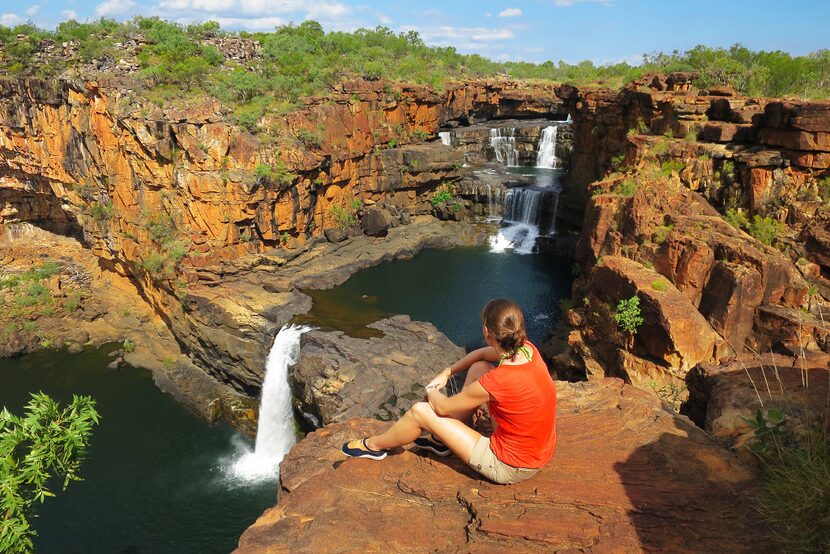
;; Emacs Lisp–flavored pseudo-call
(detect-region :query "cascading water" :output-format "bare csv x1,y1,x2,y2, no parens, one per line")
535,125,559,169
229,324,309,482
439,131,452,146
489,120,568,254
490,127,519,167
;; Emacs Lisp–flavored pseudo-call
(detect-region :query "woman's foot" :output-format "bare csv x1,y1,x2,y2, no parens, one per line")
341,438,388,460
412,434,451,457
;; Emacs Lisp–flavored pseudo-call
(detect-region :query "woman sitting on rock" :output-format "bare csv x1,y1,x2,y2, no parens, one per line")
342,298,557,485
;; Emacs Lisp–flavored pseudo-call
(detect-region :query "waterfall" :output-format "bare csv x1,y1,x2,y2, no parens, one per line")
490,127,519,167
489,223,539,255
229,324,309,481
438,131,452,146
503,188,544,225
535,125,559,169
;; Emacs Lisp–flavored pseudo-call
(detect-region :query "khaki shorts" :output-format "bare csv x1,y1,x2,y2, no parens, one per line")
467,436,540,485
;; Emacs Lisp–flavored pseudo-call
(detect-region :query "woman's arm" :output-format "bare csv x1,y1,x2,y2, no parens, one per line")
426,381,490,417
426,346,500,390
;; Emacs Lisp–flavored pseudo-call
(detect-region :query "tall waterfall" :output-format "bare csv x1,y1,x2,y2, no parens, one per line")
490,127,519,166
229,324,309,481
535,125,559,169
438,131,452,146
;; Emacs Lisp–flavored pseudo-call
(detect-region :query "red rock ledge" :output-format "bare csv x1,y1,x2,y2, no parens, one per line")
236,379,769,552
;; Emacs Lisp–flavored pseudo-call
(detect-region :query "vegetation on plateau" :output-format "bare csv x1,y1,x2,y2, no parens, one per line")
1,18,829,130
0,393,100,553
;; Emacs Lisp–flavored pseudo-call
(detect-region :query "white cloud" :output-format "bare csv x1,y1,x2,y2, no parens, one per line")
159,0,238,11
25,5,40,16
402,25,515,50
62,9,78,19
554,0,614,6
96,0,136,16
206,15,285,29
498,8,522,18
155,0,350,20
0,13,23,25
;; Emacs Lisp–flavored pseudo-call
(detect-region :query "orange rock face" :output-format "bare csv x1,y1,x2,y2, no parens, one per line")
237,379,768,553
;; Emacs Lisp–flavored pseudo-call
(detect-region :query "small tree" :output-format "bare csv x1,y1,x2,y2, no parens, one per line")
614,295,644,350
0,393,100,553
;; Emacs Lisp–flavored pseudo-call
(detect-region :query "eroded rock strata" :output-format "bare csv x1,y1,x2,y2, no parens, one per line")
236,379,766,553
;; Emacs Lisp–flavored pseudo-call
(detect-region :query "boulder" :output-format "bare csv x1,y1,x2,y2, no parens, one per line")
323,227,348,243
361,207,395,237
237,379,768,553
291,316,465,426
683,352,830,453
591,256,722,373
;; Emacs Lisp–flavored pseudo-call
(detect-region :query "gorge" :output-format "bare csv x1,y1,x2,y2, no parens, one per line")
2,33,830,552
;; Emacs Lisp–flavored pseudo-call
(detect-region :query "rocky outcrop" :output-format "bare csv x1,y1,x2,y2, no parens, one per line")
684,351,830,456
237,379,768,553
291,316,464,427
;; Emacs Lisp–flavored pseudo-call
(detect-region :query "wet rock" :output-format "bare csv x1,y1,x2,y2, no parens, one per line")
237,379,768,553
291,316,464,426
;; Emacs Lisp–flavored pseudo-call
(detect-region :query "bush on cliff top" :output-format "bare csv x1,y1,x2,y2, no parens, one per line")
2,18,830,100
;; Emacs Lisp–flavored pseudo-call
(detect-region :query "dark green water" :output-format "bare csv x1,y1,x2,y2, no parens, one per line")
0,347,276,554
300,246,573,350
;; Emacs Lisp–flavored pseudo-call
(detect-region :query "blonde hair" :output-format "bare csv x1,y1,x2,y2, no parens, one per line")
481,298,527,356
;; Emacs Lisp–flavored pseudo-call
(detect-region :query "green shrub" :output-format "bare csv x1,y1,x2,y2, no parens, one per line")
431,189,453,205
89,202,113,222
614,296,644,336
659,160,685,176
651,279,668,291
0,393,100,553
14,283,51,308
748,215,782,246
611,179,638,197
297,128,324,148
725,208,750,229
122,339,136,353
328,204,357,230
818,176,830,202
651,139,669,155
610,153,626,171
653,224,674,244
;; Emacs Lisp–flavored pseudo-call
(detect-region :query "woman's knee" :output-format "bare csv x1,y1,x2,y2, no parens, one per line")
409,401,436,424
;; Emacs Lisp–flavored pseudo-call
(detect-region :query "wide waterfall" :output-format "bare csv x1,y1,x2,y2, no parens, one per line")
490,127,519,166
536,125,559,169
230,324,309,481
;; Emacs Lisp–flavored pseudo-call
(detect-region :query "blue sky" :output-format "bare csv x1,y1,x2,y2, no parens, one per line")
1,0,827,65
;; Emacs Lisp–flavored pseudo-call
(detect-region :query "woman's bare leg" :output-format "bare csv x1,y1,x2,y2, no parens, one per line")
446,360,494,422
366,402,481,462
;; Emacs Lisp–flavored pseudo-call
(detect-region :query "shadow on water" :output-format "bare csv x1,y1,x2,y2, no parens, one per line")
613,419,767,552
298,246,573,348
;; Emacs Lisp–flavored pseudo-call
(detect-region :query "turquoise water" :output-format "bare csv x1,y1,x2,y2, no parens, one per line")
0,347,276,554
300,246,573,350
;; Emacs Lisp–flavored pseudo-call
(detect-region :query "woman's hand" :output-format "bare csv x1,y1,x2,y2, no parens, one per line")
425,367,452,393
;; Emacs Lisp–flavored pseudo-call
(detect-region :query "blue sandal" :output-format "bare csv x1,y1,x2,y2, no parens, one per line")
342,438,388,460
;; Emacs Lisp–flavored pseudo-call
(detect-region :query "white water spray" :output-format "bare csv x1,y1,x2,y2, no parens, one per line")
535,125,559,169
229,324,309,482
438,131,452,146
490,127,519,166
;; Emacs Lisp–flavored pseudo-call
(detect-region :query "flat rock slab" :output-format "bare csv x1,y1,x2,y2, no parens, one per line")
292,316,465,426
237,379,769,553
